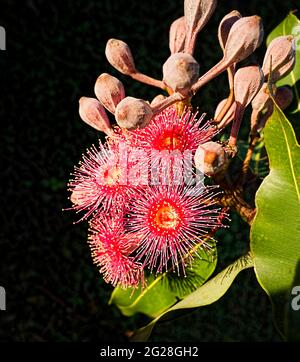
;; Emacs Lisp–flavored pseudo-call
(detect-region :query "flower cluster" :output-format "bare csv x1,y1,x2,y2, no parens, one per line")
68,0,295,289
69,106,225,288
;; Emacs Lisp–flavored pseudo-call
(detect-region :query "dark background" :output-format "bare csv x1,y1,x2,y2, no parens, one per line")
0,0,298,342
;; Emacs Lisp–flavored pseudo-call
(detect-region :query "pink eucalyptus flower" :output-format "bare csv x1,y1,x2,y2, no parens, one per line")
89,213,143,288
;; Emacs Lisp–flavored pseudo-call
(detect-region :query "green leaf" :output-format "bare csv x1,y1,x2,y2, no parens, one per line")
132,253,253,342
267,12,300,115
109,241,217,318
286,262,300,341
250,98,300,340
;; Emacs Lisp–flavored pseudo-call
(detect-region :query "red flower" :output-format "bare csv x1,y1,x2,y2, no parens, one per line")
133,107,217,152
68,141,145,220
89,213,143,288
126,184,223,274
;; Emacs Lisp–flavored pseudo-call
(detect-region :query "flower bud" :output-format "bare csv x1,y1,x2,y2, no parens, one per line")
184,0,217,54
169,17,186,54
163,53,199,95
105,39,137,75
115,96,153,130
150,94,166,107
79,97,113,136
192,16,264,93
251,83,271,112
194,141,228,176
273,56,295,82
250,83,274,132
214,99,227,119
214,99,237,129
262,36,295,82
94,73,125,114
275,86,293,110
224,16,264,64
218,10,242,51
234,65,264,108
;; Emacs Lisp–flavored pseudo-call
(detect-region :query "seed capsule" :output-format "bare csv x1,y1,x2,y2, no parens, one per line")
94,73,125,114
78,97,113,136
105,38,137,75
169,17,186,54
194,141,228,176
262,35,295,82
163,53,199,95
115,96,153,130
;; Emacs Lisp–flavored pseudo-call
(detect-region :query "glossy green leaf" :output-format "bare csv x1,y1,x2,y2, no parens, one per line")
250,98,300,340
132,253,253,342
267,12,300,114
109,241,217,318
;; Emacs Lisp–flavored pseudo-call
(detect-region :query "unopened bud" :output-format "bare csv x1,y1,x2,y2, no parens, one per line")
234,65,264,108
94,73,125,114
115,97,153,130
169,17,186,54
214,99,227,119
250,83,274,132
214,98,237,129
150,94,166,107
163,53,199,95
194,141,228,176
192,15,264,93
224,16,264,64
251,83,271,112
262,36,295,82
105,39,137,75
275,86,293,110
184,0,217,54
79,97,113,136
218,10,242,51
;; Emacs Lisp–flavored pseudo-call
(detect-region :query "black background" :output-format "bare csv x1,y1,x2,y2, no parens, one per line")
0,0,299,342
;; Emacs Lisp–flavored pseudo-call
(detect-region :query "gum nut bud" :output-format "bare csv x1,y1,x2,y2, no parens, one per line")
194,141,228,176
273,56,295,82
218,10,242,51
251,83,271,111
184,0,217,52
169,17,186,54
79,97,112,134
150,94,166,107
224,16,264,64
275,86,293,110
105,38,137,75
115,96,153,130
94,73,125,114
234,65,264,107
214,98,227,119
262,36,295,81
163,53,200,94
